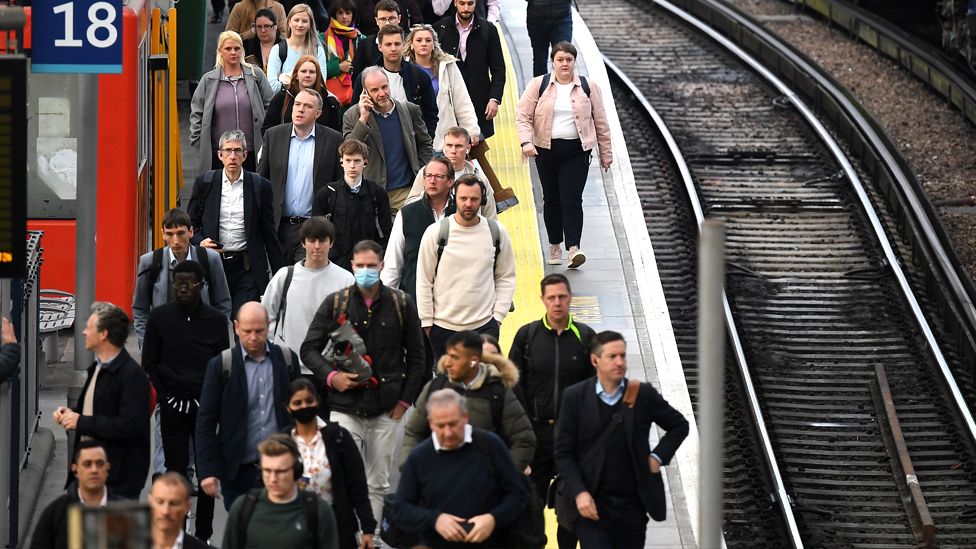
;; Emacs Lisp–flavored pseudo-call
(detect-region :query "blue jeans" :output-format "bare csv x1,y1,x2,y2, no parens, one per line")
526,14,573,76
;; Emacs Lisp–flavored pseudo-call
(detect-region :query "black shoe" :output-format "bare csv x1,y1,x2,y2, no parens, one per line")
209,13,222,23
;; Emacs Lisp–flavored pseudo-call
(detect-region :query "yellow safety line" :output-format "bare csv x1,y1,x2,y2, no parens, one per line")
489,28,546,354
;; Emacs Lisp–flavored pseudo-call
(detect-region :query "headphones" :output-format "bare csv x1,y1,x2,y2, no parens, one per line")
451,175,488,205
271,434,305,479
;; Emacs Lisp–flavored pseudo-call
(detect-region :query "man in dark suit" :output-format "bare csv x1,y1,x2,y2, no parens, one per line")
343,67,433,215
554,330,689,549
195,302,300,510
258,88,344,264
52,303,151,500
149,473,211,549
189,129,285,317
435,0,505,140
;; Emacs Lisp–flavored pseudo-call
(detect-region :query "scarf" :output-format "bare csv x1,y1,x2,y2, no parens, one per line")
326,19,360,68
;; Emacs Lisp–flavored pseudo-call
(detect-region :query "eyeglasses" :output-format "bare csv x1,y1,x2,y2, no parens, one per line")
253,23,276,30
172,282,203,291
220,147,245,156
376,16,398,23
423,173,449,181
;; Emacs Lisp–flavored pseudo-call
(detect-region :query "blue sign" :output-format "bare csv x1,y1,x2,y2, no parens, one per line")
33,0,123,73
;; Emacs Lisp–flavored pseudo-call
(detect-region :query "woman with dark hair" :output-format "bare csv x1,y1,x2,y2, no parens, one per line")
243,8,285,72
516,41,612,270
226,0,286,39
261,54,342,134
481,333,502,356
323,0,365,107
286,377,376,549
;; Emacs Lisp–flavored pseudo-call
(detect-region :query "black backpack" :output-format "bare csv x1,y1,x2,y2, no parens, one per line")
142,245,216,305
237,488,319,547
539,72,591,97
316,183,388,241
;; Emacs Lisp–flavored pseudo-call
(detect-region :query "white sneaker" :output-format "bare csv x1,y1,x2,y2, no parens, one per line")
547,244,563,265
568,246,586,269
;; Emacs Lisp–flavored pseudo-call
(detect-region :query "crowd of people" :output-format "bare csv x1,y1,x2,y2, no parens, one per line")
29,0,690,547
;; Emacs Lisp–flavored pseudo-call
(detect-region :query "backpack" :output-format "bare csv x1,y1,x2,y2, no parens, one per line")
142,245,216,305
539,72,591,97
330,286,405,327
427,374,505,437
272,265,296,341
317,183,388,241
433,217,501,277
238,488,319,547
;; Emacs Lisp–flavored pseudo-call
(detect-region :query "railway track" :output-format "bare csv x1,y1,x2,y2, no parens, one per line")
578,0,976,546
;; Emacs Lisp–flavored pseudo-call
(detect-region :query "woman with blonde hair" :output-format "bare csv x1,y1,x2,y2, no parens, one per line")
225,0,286,39
189,30,275,174
266,3,329,93
404,24,480,150
261,55,342,134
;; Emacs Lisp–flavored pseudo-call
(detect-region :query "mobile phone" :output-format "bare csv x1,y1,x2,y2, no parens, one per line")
211,240,223,249
462,522,474,533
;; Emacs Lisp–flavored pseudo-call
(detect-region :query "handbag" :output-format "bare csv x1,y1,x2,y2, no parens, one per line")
550,379,641,532
379,493,420,549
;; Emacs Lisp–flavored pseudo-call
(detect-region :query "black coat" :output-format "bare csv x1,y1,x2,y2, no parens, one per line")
243,35,283,73
188,170,286,291
312,178,392,271
68,349,151,498
435,15,505,138
0,342,19,383
554,377,689,521
354,0,423,36
300,284,426,417
352,58,439,138
195,344,300,482
29,486,122,549
261,89,343,136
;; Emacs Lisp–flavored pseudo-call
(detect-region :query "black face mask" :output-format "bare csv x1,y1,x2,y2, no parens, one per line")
290,406,319,424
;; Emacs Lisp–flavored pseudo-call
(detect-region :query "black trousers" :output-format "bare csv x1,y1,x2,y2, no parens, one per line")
575,494,648,549
223,254,261,318
530,422,578,549
428,318,499,361
159,403,215,541
277,219,307,265
535,139,591,249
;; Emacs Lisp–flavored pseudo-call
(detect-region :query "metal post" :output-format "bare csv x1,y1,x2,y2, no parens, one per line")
74,74,98,374
698,220,726,549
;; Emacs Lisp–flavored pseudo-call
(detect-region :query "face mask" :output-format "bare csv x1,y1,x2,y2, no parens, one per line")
290,406,318,424
354,267,381,288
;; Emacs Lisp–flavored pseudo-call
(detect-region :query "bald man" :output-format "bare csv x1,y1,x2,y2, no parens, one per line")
195,302,301,510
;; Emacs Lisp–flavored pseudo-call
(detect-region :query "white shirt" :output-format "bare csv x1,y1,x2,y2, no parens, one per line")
551,81,579,140
381,199,450,290
432,423,473,452
292,416,334,503
154,530,185,549
384,67,406,103
77,487,109,507
218,169,247,252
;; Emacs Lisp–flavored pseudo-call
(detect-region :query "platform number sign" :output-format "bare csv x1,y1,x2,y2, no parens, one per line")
33,0,123,73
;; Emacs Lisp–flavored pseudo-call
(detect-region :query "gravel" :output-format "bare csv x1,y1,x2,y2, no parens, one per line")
726,0,976,278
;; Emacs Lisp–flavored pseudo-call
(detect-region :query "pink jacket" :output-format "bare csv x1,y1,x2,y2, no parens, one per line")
515,73,613,166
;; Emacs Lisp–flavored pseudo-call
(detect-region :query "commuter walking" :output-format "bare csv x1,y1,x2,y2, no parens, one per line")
286,378,377,549
53,303,151,500
524,0,572,76
261,55,342,135
553,331,689,548
267,4,330,93
323,0,366,107
516,42,612,269
301,239,426,530
189,30,275,175
195,302,301,510
242,9,285,73
403,126,496,217
149,473,211,549
227,0,287,39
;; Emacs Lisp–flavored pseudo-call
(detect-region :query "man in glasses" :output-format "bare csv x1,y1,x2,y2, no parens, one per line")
142,260,232,543
189,129,285,316
404,126,497,219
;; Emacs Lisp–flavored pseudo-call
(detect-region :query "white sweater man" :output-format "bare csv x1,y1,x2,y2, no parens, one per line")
415,176,516,360
262,216,354,372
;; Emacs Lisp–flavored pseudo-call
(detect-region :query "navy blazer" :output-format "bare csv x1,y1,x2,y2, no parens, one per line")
194,343,299,482
187,169,285,291
553,377,689,521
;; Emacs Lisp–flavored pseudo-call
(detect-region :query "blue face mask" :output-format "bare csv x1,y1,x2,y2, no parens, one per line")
354,267,381,288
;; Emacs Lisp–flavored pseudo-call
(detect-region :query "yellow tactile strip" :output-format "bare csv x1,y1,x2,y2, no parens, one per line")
488,28,546,352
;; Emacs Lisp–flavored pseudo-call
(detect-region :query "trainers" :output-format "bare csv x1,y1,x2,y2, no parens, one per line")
547,244,563,265
568,246,586,269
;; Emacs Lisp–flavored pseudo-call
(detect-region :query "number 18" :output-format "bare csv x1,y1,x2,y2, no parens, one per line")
53,1,118,49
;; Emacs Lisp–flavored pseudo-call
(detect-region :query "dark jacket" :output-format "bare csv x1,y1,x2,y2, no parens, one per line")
312,178,393,271
188,169,286,291
195,344,300,482
401,353,536,470
29,485,122,549
341,99,433,189
142,300,231,398
257,122,345,226
435,15,505,138
352,58,439,138
286,421,377,549
355,0,423,36
0,342,19,383
396,195,456,299
554,378,689,521
243,35,284,73
508,317,596,422
300,284,426,417
261,89,343,136
526,0,572,19
350,36,379,81
68,349,151,498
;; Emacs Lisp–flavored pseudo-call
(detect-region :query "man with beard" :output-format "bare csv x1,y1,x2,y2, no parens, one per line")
414,175,516,359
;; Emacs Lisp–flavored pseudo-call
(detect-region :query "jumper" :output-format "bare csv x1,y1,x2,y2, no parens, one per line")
223,489,340,549
375,109,413,191
142,300,230,397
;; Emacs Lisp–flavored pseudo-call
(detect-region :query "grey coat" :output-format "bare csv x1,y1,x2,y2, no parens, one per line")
188,65,275,177
131,246,232,345
341,100,434,188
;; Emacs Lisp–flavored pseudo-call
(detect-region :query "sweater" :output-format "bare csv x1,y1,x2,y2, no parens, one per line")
393,430,527,549
262,261,355,370
223,489,340,549
142,300,230,397
415,215,517,330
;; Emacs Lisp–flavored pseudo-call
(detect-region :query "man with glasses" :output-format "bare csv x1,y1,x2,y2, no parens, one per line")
242,8,284,73
190,129,285,316
352,0,420,77
403,126,497,218
142,260,231,544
